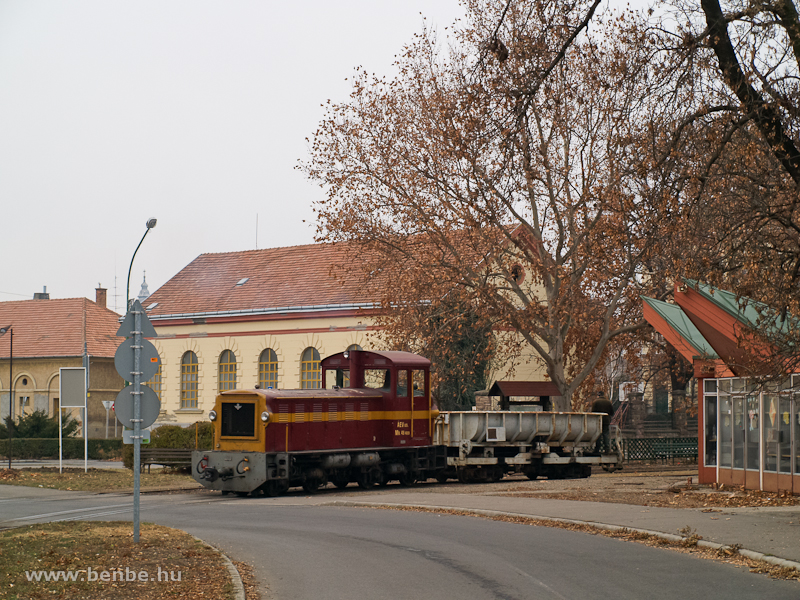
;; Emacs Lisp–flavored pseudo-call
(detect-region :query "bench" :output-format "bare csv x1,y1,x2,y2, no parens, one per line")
140,448,193,473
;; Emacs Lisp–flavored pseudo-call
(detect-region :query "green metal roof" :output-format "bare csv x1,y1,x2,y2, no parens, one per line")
642,296,719,359
683,280,793,339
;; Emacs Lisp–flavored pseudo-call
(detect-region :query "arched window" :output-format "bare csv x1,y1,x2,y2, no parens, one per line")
144,363,162,400
347,344,362,351
300,347,321,389
181,352,198,409
219,350,237,392
259,349,278,389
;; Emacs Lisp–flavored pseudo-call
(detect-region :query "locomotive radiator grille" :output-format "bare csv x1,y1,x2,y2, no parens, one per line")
295,404,305,423
329,403,338,422
277,404,290,423
312,403,324,422
359,403,369,421
345,403,355,421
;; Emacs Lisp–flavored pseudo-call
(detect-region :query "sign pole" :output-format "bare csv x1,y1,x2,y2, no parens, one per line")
113,298,160,544
132,306,142,543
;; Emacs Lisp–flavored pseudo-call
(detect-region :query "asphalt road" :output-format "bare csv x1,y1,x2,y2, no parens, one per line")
1,486,798,600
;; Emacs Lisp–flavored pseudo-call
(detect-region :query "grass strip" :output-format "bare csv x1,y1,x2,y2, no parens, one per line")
0,468,199,492
0,521,235,600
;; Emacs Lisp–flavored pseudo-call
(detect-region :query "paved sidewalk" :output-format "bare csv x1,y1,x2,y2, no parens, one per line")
313,491,800,566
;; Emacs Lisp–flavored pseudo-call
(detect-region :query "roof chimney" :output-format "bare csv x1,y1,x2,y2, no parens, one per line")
33,285,49,300
95,285,107,309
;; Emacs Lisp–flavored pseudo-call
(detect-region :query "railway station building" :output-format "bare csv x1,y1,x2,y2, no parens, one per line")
142,243,551,427
643,281,800,494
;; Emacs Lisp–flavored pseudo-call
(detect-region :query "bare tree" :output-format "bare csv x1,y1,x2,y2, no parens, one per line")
304,2,673,409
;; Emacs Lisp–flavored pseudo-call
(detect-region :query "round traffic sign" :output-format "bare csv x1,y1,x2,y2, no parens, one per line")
114,385,161,429
114,337,161,382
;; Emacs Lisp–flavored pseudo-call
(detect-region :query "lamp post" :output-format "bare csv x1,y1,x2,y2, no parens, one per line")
126,218,157,311
0,326,12,469
124,218,156,544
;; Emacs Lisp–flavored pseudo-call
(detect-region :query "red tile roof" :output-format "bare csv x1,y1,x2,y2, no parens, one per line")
0,298,124,359
145,243,383,319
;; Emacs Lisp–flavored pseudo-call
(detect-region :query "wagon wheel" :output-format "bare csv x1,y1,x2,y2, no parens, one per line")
457,469,471,484
399,471,417,486
302,478,321,494
435,471,449,483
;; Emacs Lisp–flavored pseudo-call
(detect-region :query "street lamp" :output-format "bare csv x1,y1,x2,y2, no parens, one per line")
123,218,156,544
0,326,12,469
126,218,157,310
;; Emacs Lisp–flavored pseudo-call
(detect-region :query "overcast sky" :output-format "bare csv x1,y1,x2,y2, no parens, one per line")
1,1,652,313
0,0,467,311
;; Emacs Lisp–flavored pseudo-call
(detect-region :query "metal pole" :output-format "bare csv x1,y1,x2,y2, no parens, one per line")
8,329,12,470
133,307,142,542
58,402,62,474
105,406,109,439
83,346,89,473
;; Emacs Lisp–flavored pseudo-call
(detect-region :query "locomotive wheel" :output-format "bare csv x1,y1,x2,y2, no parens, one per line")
331,474,350,489
264,480,288,497
457,469,471,484
435,471,449,483
357,472,374,489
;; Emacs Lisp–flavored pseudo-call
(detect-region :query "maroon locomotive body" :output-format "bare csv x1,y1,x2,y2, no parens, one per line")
200,350,444,494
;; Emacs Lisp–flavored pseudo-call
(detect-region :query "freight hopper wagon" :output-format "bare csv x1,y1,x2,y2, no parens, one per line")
434,410,621,482
193,350,621,496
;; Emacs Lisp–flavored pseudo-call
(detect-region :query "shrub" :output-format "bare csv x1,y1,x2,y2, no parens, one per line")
0,410,80,439
122,422,213,469
0,438,122,460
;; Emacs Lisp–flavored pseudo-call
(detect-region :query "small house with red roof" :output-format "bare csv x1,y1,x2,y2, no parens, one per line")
0,290,125,438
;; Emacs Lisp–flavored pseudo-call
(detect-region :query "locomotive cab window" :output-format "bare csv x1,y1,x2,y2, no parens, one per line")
412,370,426,396
220,401,256,437
396,370,408,398
364,369,390,391
325,368,350,389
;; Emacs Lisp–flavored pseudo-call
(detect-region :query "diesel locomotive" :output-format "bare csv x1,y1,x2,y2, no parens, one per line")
193,349,621,496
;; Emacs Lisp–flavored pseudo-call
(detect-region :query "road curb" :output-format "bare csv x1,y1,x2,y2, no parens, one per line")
325,500,800,573
192,535,246,600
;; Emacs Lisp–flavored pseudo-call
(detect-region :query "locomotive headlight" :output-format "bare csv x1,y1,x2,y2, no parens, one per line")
261,411,271,423
209,410,217,421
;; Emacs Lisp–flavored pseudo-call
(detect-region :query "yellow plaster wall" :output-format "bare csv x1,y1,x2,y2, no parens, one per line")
151,314,375,424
